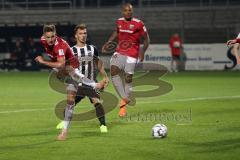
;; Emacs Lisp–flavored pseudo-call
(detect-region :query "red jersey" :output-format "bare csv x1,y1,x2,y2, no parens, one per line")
40,36,79,68
169,36,182,56
116,17,147,58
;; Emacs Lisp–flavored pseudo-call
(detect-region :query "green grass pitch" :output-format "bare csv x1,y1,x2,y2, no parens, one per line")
0,71,239,160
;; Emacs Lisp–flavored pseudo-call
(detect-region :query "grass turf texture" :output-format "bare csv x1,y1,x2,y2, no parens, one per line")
0,71,239,160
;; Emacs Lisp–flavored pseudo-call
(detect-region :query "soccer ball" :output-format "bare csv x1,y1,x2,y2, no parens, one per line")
152,124,168,138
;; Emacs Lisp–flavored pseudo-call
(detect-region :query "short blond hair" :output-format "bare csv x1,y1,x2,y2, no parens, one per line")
74,23,87,35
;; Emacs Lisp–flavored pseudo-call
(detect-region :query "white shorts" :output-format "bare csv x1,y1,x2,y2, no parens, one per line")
110,52,137,74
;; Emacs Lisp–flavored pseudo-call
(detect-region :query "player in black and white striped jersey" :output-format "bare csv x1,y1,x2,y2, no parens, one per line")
72,43,98,82
57,24,109,140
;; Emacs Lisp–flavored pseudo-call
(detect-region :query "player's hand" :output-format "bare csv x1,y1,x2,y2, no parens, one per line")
101,42,108,53
103,76,110,88
95,79,108,91
139,48,145,62
139,53,144,62
35,56,45,64
102,41,117,54
227,39,237,47
95,81,105,90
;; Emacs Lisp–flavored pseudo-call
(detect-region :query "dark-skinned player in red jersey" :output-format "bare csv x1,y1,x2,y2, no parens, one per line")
35,24,106,140
102,3,150,117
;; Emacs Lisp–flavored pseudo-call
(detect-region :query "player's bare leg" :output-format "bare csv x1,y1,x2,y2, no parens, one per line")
57,90,76,141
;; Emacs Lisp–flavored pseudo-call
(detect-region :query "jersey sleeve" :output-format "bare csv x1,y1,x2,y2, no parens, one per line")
56,44,68,58
67,46,79,68
93,46,99,57
139,21,147,37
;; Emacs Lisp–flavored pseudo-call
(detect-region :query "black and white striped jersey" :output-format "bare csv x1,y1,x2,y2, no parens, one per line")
71,44,98,82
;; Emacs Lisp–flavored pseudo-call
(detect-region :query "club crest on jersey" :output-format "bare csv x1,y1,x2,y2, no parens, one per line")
58,49,64,56
129,24,134,29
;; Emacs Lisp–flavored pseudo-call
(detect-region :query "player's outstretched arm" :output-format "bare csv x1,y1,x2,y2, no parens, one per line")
227,38,240,46
139,33,150,62
96,58,109,88
102,30,118,53
227,39,237,46
107,30,118,42
65,65,105,90
35,56,65,68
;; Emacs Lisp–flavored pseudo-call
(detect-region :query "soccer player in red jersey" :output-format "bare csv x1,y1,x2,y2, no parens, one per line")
169,33,183,72
35,24,106,140
227,33,240,64
102,3,150,117
36,24,78,70
35,24,105,88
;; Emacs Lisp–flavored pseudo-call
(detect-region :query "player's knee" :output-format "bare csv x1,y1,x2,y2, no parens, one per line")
110,65,120,76
67,92,76,105
125,74,133,83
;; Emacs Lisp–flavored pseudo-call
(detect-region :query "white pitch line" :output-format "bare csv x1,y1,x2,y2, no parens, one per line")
137,95,240,104
0,108,52,114
0,95,240,114
176,123,192,126
0,102,53,106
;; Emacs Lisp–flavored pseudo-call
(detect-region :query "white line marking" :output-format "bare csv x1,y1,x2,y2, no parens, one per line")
176,123,192,126
0,108,52,114
0,95,239,114
0,102,52,106
138,95,240,104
